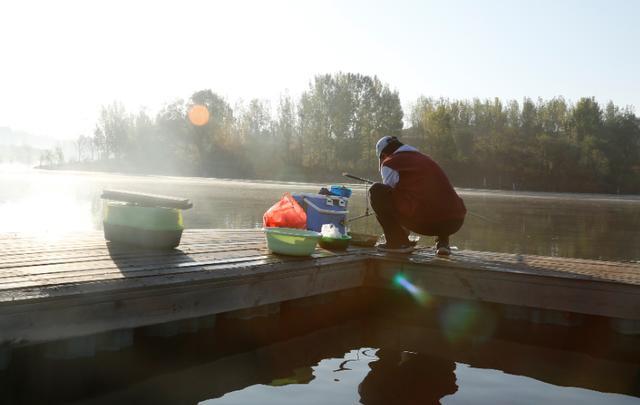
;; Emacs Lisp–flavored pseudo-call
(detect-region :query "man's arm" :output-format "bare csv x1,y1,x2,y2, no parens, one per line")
381,166,400,188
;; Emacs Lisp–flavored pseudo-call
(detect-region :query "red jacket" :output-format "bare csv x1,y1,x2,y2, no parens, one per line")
382,148,466,223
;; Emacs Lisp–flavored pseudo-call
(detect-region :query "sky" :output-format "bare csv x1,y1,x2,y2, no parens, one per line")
0,0,638,140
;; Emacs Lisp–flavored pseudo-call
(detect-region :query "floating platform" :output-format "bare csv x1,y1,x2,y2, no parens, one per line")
0,229,639,347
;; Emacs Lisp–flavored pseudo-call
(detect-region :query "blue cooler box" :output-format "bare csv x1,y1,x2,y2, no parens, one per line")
293,193,349,235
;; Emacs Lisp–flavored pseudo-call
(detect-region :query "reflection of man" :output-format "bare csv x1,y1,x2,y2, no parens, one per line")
358,349,458,404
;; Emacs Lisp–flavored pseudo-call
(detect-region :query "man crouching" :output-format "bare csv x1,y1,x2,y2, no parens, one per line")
370,136,466,255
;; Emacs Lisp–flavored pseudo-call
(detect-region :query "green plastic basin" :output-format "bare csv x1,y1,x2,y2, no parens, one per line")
103,202,185,248
319,235,352,251
264,227,321,256
104,202,184,231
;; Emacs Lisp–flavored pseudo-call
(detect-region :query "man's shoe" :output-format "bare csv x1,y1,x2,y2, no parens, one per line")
376,243,415,253
436,245,451,257
379,233,418,247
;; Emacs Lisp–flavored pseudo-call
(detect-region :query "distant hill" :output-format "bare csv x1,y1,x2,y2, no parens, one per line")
0,127,56,149
0,144,42,165
0,127,77,165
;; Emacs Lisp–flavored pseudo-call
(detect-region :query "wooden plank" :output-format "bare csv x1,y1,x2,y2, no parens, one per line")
0,251,270,289
0,258,368,345
0,248,357,289
0,251,364,301
370,258,640,320
0,241,268,271
0,228,639,348
406,250,640,284
0,235,266,256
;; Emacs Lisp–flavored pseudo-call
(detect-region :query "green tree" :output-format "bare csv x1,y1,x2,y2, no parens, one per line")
298,72,403,177
78,76,640,193
422,103,457,163
187,90,235,175
97,102,132,159
155,100,190,174
276,94,298,166
238,99,277,177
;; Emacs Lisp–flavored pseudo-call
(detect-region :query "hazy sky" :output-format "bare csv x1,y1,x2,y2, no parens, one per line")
1,0,638,139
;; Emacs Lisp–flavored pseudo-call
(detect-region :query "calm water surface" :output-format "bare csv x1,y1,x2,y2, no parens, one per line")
207,349,639,405
64,319,639,405
1,166,638,261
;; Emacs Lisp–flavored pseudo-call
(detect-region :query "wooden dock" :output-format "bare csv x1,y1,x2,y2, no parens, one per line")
1,229,639,347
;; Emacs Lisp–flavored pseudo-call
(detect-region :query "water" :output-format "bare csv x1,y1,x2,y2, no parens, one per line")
1,166,639,404
209,351,639,405
34,315,636,405
1,166,639,261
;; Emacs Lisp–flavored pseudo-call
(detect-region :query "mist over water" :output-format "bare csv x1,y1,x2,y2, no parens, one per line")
0,167,638,261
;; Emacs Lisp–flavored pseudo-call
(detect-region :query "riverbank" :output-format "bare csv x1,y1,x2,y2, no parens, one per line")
37,159,347,184
37,160,640,200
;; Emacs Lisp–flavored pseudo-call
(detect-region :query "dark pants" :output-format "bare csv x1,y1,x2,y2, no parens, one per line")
369,183,464,246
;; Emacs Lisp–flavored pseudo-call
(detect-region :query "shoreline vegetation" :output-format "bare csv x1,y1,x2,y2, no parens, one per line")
35,163,640,203
39,72,640,194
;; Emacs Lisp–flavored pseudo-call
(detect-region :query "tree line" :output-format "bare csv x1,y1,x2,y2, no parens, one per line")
68,72,640,194
407,96,640,193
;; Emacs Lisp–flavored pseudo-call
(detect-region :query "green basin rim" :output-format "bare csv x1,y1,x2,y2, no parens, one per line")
264,227,321,238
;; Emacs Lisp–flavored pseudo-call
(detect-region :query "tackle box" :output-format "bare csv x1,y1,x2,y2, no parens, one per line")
292,193,349,235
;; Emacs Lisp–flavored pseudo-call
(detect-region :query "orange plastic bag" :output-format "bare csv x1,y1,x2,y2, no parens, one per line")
263,193,307,229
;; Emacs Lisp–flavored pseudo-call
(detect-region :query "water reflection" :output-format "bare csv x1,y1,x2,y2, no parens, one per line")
4,316,639,405
0,167,639,261
0,170,98,234
358,349,457,405
204,348,379,405
201,322,639,405
448,363,640,405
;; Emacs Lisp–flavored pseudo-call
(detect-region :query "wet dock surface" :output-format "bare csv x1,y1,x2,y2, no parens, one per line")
0,229,639,347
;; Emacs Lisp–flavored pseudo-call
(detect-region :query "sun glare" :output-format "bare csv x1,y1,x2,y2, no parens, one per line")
0,172,95,239
188,104,210,126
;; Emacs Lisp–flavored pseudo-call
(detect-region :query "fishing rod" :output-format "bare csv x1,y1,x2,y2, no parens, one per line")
341,172,375,223
345,212,374,223
342,172,375,185
341,172,499,225
466,211,498,224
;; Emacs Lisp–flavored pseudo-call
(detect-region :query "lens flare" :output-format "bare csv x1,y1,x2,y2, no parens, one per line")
439,301,497,343
188,104,210,126
392,273,432,305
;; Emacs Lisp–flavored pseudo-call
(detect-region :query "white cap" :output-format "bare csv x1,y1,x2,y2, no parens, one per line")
375,136,394,158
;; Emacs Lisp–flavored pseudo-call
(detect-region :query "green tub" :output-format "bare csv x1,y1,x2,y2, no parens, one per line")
319,235,352,251
264,227,321,256
103,202,184,249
